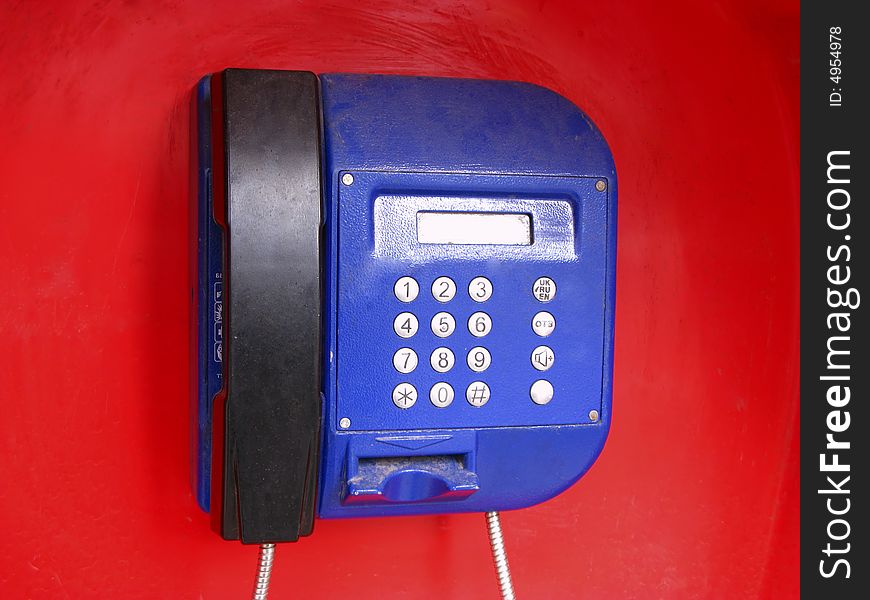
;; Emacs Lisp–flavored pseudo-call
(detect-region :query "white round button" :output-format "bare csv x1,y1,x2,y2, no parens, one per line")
430,312,456,338
394,277,419,302
531,311,556,337
530,380,554,405
466,381,491,407
533,277,557,302
467,347,492,372
468,312,492,337
392,383,418,408
429,382,455,408
393,312,419,338
531,345,555,371
392,348,418,374
430,347,455,373
468,276,493,302
432,276,457,302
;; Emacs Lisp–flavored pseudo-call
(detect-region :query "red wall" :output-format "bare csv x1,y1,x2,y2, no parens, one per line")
0,1,799,598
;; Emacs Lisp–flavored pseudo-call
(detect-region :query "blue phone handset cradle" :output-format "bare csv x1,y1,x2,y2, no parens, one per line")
192,70,616,545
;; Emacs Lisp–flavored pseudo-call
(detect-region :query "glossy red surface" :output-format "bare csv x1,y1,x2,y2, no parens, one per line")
0,1,799,597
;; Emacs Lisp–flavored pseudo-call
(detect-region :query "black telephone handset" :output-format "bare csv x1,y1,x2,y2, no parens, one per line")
210,70,323,542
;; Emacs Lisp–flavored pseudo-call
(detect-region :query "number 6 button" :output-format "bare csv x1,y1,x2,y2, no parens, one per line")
468,311,492,337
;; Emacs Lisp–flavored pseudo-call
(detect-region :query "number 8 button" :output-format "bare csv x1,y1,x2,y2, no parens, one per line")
430,347,455,373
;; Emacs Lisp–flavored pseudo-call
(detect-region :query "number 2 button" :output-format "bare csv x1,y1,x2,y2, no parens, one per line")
432,277,456,302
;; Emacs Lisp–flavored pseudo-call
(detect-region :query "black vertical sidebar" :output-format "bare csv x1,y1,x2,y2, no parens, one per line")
220,69,323,544
801,2,867,596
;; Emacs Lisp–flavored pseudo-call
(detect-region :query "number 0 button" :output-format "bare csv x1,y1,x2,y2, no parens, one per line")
394,276,419,302
393,312,419,338
430,382,454,408
468,276,493,302
430,347,455,373
432,276,456,302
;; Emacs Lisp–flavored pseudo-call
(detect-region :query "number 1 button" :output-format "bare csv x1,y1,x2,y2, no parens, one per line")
394,276,419,302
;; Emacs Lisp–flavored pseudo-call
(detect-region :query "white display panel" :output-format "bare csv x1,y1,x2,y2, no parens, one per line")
416,211,532,245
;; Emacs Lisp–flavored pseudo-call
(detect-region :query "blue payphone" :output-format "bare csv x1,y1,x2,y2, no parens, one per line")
191,69,616,595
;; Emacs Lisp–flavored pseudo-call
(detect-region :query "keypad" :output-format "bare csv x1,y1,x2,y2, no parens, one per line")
390,275,557,409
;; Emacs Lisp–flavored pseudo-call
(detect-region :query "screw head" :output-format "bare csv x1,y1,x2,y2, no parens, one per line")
339,417,351,429
341,173,354,186
595,180,607,192
588,410,600,422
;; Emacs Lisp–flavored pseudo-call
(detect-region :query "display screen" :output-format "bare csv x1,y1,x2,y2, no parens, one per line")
416,211,532,245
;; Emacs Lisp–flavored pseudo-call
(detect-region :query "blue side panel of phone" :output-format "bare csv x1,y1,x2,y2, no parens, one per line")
193,76,223,512
318,75,617,518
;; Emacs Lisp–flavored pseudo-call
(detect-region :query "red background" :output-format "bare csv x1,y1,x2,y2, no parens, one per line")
0,1,799,598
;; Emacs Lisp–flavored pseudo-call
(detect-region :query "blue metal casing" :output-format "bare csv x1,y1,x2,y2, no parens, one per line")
193,73,617,521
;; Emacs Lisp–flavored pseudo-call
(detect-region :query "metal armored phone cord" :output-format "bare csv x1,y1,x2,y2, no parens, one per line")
252,543,276,600
250,516,514,599
486,511,517,599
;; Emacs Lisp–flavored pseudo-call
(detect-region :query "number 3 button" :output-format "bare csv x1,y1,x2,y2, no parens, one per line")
468,276,492,302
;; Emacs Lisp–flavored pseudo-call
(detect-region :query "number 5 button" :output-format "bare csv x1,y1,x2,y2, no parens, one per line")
431,312,456,338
